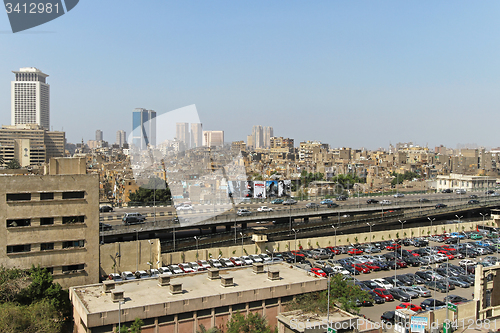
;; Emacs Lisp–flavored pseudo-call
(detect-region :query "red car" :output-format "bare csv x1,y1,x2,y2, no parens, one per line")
348,248,363,255
406,250,419,257
363,262,381,271
394,259,407,268
373,288,394,302
438,250,454,260
311,267,327,277
386,243,401,251
351,264,370,274
290,250,305,258
326,246,341,255
396,302,422,312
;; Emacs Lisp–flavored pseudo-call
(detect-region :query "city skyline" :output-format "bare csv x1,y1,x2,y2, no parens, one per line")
2,2,500,149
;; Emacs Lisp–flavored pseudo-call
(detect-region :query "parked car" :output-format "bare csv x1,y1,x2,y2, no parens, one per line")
443,295,468,304
158,267,172,275
99,222,112,231
381,311,395,324
135,270,150,279
271,199,283,204
122,212,146,224
168,264,184,274
368,291,385,304
108,273,122,282
311,267,327,277
320,199,334,205
208,259,223,269
393,193,405,198
410,285,432,297
121,271,136,280
420,299,446,310
396,302,422,312
249,254,263,263
336,195,348,201
306,203,321,209
239,256,254,265
435,203,447,209
367,199,379,204
373,288,395,301
380,200,392,205
283,199,297,205
196,260,212,270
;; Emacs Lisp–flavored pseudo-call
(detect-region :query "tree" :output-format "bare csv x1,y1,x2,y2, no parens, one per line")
115,318,144,333
197,324,222,333
6,159,21,169
226,312,276,333
128,177,171,204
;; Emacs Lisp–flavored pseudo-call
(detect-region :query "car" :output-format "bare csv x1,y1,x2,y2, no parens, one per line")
327,202,339,208
237,209,252,216
491,192,500,197
149,268,160,277
396,302,422,312
410,286,432,297
435,203,447,209
122,212,146,224
108,273,123,282
176,204,193,211
134,270,150,279
393,193,405,198
398,286,420,299
468,199,480,205
470,233,483,240
311,267,327,277
459,259,476,268
178,263,195,273
368,291,385,304
219,258,235,268
348,248,363,255
424,280,453,293
239,256,254,265
373,288,395,301
420,298,446,310
249,254,263,263
336,195,348,201
271,199,283,204
305,203,321,209
188,262,205,271
257,206,273,212
381,311,395,324
121,271,136,280
447,276,470,288
380,200,392,205
441,189,452,193
320,199,334,205
363,246,381,254
230,257,244,266
283,199,297,205
367,199,379,204
386,243,401,251
99,222,112,231
99,205,114,212
443,295,468,304
168,264,184,274
455,189,466,194
158,267,172,275
372,278,393,290
469,194,478,199
418,198,430,202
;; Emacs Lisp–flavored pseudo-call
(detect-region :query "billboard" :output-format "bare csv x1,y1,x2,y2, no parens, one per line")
253,181,266,198
266,181,278,198
244,181,254,198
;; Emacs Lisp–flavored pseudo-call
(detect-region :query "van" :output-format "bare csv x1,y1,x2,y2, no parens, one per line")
455,189,466,194
122,212,146,224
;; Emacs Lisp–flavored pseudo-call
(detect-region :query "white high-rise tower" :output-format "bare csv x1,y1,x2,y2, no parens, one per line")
11,67,50,130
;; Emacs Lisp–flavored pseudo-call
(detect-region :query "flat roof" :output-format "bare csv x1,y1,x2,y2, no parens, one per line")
72,263,325,315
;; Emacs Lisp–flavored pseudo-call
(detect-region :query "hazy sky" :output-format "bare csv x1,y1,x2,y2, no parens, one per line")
1,1,499,149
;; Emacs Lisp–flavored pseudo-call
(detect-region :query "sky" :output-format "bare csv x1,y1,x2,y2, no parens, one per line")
1,1,500,150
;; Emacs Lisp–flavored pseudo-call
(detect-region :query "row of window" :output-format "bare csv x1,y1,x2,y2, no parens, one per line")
6,191,85,202
7,215,85,227
7,240,85,253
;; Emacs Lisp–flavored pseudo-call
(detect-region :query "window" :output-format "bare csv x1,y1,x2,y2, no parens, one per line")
197,309,211,318
44,267,53,274
62,216,84,224
178,312,193,321
232,303,246,312
40,217,54,225
7,193,31,201
62,240,84,249
40,193,54,200
41,243,54,251
6,219,30,227
62,264,84,273
249,301,262,309
215,306,229,314
7,244,31,253
62,191,85,199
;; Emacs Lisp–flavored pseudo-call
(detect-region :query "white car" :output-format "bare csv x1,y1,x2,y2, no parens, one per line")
108,273,123,282
259,254,272,263
240,256,253,265
230,257,244,266
331,266,350,275
459,259,476,267
177,205,193,211
209,259,223,269
179,263,195,273
135,270,150,279
220,258,235,268
121,271,136,280
168,264,184,274
371,278,393,289
196,260,211,270
189,262,204,271
257,206,273,212
380,200,392,205
158,267,172,275
393,193,405,198
149,269,160,277
249,254,263,263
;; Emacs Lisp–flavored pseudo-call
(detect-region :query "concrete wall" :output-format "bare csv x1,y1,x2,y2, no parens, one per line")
100,239,161,275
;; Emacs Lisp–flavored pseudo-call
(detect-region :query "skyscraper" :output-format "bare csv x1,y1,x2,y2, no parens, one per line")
176,122,190,149
116,130,126,147
263,126,273,148
95,130,103,142
191,123,202,148
252,125,263,149
132,108,156,149
203,131,224,147
11,67,50,130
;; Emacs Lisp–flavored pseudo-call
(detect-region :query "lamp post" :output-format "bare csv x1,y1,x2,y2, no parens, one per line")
366,222,375,247
480,213,488,224
428,217,435,235
148,240,153,272
194,236,199,259
395,220,406,284
455,215,463,233
134,228,142,272
332,225,339,259
327,272,331,325
118,301,124,332
173,227,176,252
114,252,120,276
240,232,244,256
292,228,298,264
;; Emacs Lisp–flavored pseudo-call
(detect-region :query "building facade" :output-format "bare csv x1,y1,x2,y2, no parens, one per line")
115,130,126,147
176,122,190,149
0,166,99,288
132,108,156,149
96,130,103,142
190,123,202,148
203,130,224,147
11,67,50,130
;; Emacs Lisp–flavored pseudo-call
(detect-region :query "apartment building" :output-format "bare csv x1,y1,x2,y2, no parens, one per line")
0,159,99,288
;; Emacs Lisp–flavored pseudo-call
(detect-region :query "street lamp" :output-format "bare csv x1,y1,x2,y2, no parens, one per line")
428,217,435,235
366,223,375,247
240,232,244,256
480,213,488,224
148,240,153,272
327,272,332,325
332,225,339,259
134,228,143,272
114,252,121,276
194,236,199,259
455,215,463,233
118,301,125,332
292,228,298,264
395,220,406,284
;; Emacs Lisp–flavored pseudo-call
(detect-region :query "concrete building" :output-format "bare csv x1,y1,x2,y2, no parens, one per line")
96,130,103,142
436,174,497,192
69,264,326,333
263,126,273,148
132,108,156,149
252,125,263,149
115,130,126,148
0,158,99,288
11,67,50,130
176,122,190,149
190,123,202,148
0,124,65,167
203,131,224,147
